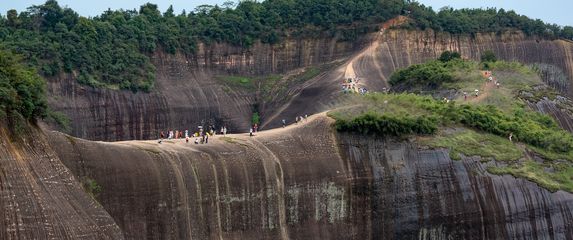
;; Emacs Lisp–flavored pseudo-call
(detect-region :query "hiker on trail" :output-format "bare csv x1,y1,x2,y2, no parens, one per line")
223,126,228,135
282,119,286,128
185,129,189,138
201,134,205,144
254,123,258,132
295,116,299,124
221,127,225,135
509,132,513,142
463,92,468,101
194,138,199,144
249,128,254,137
305,114,308,121
168,130,173,139
205,134,209,144
496,82,500,88
475,89,479,97
159,131,165,144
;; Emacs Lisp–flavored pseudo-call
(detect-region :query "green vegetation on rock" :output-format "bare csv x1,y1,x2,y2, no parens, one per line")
424,129,524,161
389,58,470,89
83,177,102,197
489,161,573,192
333,93,573,155
335,57,573,192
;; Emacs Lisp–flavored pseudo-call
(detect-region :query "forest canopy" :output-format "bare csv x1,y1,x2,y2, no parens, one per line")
0,50,47,122
0,0,571,92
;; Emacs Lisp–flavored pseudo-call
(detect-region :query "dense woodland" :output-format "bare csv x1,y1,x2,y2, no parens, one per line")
0,0,572,91
0,50,47,123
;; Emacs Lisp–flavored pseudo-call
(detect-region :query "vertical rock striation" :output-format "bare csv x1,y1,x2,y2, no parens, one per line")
48,115,573,239
0,124,124,239
47,37,368,141
46,30,573,141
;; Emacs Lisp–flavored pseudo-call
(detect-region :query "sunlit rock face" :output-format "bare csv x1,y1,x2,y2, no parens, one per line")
47,115,573,239
261,30,573,129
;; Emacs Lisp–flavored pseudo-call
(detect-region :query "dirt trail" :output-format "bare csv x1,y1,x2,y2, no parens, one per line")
344,16,409,85
468,71,496,103
469,82,494,103
119,112,330,149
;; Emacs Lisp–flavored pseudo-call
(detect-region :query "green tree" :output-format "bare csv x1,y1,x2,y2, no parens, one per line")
481,50,497,62
252,112,260,125
438,51,461,62
0,50,47,120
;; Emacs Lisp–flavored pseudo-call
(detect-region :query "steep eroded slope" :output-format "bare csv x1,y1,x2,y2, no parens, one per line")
48,114,573,239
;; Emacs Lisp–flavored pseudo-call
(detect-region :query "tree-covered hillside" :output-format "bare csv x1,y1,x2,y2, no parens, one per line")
0,50,47,123
0,0,571,91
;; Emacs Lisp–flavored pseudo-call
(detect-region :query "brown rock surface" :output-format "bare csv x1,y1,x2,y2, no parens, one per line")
47,29,573,141
262,30,573,129
47,37,368,141
48,114,573,239
0,124,123,239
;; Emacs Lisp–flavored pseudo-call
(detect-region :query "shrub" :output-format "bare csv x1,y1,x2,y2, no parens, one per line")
334,111,438,137
333,93,573,156
481,50,497,63
438,51,461,62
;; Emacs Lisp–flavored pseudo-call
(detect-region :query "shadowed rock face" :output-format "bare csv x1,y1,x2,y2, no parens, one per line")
47,37,368,141
47,115,573,239
528,99,573,133
0,125,123,239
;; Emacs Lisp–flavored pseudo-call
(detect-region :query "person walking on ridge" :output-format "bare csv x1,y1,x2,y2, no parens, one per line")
282,119,286,128
159,131,164,144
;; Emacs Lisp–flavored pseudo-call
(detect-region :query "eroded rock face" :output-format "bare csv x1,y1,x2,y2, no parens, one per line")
262,30,573,129
48,30,573,141
0,125,123,239
48,115,573,239
47,37,368,141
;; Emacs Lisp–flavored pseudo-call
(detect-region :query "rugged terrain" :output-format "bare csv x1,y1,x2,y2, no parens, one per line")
46,29,573,141
0,124,123,239
43,114,573,239
5,13,573,240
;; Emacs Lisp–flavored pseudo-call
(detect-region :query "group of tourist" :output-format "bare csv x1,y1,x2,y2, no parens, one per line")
158,125,228,144
341,77,369,95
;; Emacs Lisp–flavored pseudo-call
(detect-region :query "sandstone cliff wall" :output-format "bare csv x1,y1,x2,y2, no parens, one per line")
47,37,368,141
0,124,123,239
48,115,573,239
261,30,573,129
47,30,573,141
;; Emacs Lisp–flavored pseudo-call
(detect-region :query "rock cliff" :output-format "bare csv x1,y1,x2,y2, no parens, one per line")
261,30,573,129
0,123,123,239
45,28,573,141
48,114,573,239
47,37,368,141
